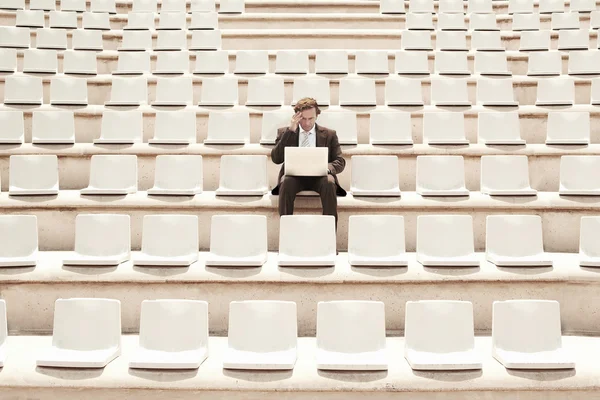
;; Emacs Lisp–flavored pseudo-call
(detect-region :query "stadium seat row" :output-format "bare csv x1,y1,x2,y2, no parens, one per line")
0,0,241,13
382,0,598,14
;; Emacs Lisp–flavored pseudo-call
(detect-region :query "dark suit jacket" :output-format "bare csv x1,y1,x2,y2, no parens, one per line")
270,124,347,196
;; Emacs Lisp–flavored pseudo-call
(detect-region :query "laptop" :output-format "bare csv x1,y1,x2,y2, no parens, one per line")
284,147,328,176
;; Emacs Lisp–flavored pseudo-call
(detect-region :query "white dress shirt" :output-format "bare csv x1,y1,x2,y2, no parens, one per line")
298,125,317,147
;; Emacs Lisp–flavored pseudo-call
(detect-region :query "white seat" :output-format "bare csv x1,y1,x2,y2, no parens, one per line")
527,51,562,76
190,30,222,50
113,51,151,75
32,111,75,144
48,10,77,28
592,78,600,105
0,215,38,267
536,78,575,106
0,27,30,48
81,155,138,195
568,50,600,75
339,77,377,106
234,50,269,74
316,110,358,145
591,10,600,29
350,156,400,197
125,12,155,30
36,28,67,50
129,300,209,370
0,300,5,366
406,12,435,30
36,298,121,368
369,111,413,145
119,30,152,51
436,31,468,51
23,49,57,73
471,31,504,51
194,50,229,74
469,13,499,30
96,110,143,144
474,51,511,75
105,76,147,106
219,0,244,13
431,78,471,106
133,215,199,266
199,76,238,106
477,78,518,106
148,155,203,195
508,0,534,13
260,108,290,144
223,301,297,370
82,11,111,30
467,0,492,13
437,13,467,30
154,50,189,74
292,76,330,106
416,215,478,266
519,30,551,51
63,51,97,75
492,300,575,369
4,76,42,105
385,77,423,106
579,217,600,266
380,0,405,14
570,0,596,12
215,155,268,196
416,155,469,196
481,155,537,196
348,215,408,266
394,51,430,74
191,0,215,12
246,76,284,106
189,11,219,30
91,0,116,13
278,215,336,267
559,155,600,195
72,29,103,51
512,13,541,31
355,50,389,74
0,111,24,144
0,0,23,9
275,50,309,74
401,30,433,50
486,215,551,266
551,11,580,29
16,9,44,27
61,0,86,11
434,51,470,75
150,110,197,144
30,0,53,11
155,30,187,51
405,301,481,370
546,111,590,145
315,50,348,74
0,48,16,72
478,111,525,145
438,0,464,13
205,215,268,266
204,111,249,144
160,0,185,12
132,0,157,13
539,0,565,13
557,29,590,50
157,11,186,30
408,0,434,13
62,214,131,266
9,155,59,196
152,76,193,106
317,301,387,370
423,112,469,145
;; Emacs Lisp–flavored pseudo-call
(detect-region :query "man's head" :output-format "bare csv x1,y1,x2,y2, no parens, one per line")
293,97,320,132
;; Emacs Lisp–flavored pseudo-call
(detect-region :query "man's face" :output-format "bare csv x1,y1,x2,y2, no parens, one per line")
299,107,317,132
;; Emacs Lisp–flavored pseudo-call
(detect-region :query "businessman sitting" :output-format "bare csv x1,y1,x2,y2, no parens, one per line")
271,97,346,227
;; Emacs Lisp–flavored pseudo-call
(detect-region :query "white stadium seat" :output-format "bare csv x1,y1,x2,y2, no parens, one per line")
579,217,600,266
48,10,77,28
437,13,467,30
557,29,590,50
474,52,511,75
292,76,330,106
559,155,600,195
205,215,268,267
160,0,185,12
316,110,358,145
355,50,390,74
96,110,143,144
478,112,525,145
369,111,414,145
234,50,269,74
0,111,24,144
536,78,575,106
0,215,38,267
61,0,86,11
219,0,245,13
157,11,186,30
82,12,111,30
124,12,155,30
152,76,194,106
0,26,29,48
119,30,153,51
316,301,387,370
246,76,285,106
91,0,116,12
434,51,470,75
551,11,580,29
527,51,562,76
62,214,131,266
401,30,433,50
275,50,309,74
134,215,199,266
194,50,229,74
190,11,219,30
469,13,499,30
105,76,148,106
476,78,518,106
0,49,17,72
16,9,44,27
148,155,203,196
539,0,565,13
260,108,290,144
154,50,190,74
492,300,575,369
592,78,600,105
486,215,552,266
129,300,209,370
315,50,348,74
408,0,434,13
438,0,464,13
519,30,551,51
81,155,138,195
155,30,187,51
4,76,43,105
512,13,541,30
423,112,469,145
204,111,250,144
278,215,336,267
0,300,5,367
468,0,493,13
568,51,600,75
431,79,471,106
546,111,590,145
350,156,401,197
36,28,67,50
385,78,424,106
405,301,481,370
508,0,534,13
132,0,157,13
416,215,478,266
394,50,430,74
223,301,297,370
191,30,223,50
216,155,268,196
591,11,600,29
380,0,405,14
406,12,435,30
339,77,377,106
113,51,151,75
0,0,23,9
199,76,238,106
31,111,76,144
72,30,104,51
347,215,408,266
436,31,468,51
416,155,469,196
480,155,537,196
30,0,54,12
471,31,504,51
9,155,59,196
191,0,215,12
570,0,596,12
23,49,57,73
36,298,121,368
150,110,197,144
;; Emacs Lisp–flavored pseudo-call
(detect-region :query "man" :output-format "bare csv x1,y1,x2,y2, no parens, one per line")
271,97,346,227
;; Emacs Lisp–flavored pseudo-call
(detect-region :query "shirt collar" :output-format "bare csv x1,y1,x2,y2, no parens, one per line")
301,125,316,136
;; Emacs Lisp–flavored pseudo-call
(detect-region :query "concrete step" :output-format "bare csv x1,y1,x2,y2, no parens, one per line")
1,252,599,335
0,335,597,399
0,191,597,252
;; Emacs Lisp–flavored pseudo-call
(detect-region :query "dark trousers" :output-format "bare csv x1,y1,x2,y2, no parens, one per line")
278,175,338,227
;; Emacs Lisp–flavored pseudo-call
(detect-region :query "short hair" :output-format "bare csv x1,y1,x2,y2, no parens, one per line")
293,97,321,116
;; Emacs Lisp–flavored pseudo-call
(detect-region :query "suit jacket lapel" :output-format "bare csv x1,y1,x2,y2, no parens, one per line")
290,127,300,147
315,124,327,147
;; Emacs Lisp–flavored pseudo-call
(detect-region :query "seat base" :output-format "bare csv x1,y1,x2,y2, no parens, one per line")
483,188,538,196
223,349,296,370
316,349,388,371
80,188,136,195
8,188,58,196
487,253,553,267
278,254,336,267
133,253,199,267
36,347,120,369
147,188,203,196
348,254,409,267
493,348,575,369
129,348,208,370
417,254,480,267
405,349,483,371
0,256,37,267
205,254,267,267
62,253,130,266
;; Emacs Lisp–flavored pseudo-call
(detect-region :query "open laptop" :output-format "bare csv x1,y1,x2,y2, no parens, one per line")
284,147,328,176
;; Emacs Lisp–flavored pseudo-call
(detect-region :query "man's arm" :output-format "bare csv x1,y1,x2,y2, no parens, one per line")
271,127,295,165
328,131,345,175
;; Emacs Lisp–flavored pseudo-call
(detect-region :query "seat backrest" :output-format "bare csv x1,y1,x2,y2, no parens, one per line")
469,12,498,30
100,110,143,142
437,13,466,30
592,78,600,104
0,300,6,347
580,217,600,258
194,50,229,74
416,214,475,258
153,155,203,191
508,0,534,13
141,215,199,257
401,30,432,50
467,0,492,13
486,215,545,258
477,111,522,144
4,75,43,104
480,155,532,192
527,51,562,76
369,111,413,144
512,12,540,30
72,29,104,51
539,0,565,13
190,11,218,29
261,108,291,144
568,51,600,74
406,12,434,30
160,0,185,12
434,51,469,74
50,76,88,105
155,50,189,73
351,155,399,192
155,30,187,50
218,155,268,191
431,78,469,104
155,76,193,105
190,30,222,50
385,78,423,105
316,110,357,144
471,31,503,50
559,156,600,191
158,11,186,29
154,110,197,143
438,0,463,13
74,214,131,257
292,76,330,105
0,215,38,259
476,78,516,105
547,112,590,142
87,155,138,191
127,11,155,29
121,30,152,50
0,111,24,143
348,215,406,258
9,155,58,191
279,215,336,258
536,78,575,105
315,50,348,74
200,76,238,105
339,77,377,105
355,50,389,73
191,0,215,11
474,52,509,75
423,112,466,143
209,214,268,258
234,50,269,74
32,111,75,143
275,50,309,73
108,76,148,104
246,76,284,106
206,110,250,142
551,11,580,29
133,0,157,13
0,48,17,72
394,50,429,74
436,30,467,50
408,0,433,13
416,155,466,192
23,49,58,72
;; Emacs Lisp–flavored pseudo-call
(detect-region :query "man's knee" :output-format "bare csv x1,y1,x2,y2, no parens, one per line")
323,175,336,191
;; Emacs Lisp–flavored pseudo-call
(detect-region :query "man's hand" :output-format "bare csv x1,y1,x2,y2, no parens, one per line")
289,112,302,132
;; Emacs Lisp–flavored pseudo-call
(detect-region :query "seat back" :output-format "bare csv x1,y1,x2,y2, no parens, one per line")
209,215,268,258
486,215,545,258
74,214,131,258
279,215,336,259
416,215,475,258
0,215,38,259
141,215,199,258
348,215,406,259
